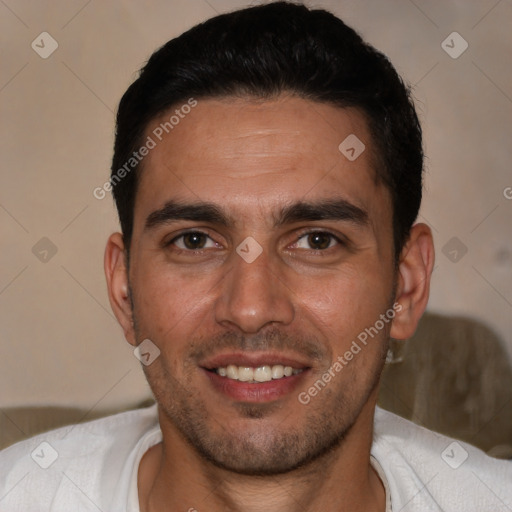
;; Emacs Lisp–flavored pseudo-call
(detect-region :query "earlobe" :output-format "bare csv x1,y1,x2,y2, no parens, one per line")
390,223,435,340
104,233,137,346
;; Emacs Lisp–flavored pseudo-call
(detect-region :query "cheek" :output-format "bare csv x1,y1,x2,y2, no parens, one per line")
302,266,389,316
131,264,215,347
299,264,391,350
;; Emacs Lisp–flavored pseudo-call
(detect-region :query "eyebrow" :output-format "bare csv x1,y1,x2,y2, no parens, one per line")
144,198,369,231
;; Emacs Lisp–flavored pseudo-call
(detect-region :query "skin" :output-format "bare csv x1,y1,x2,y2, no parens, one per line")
105,95,435,512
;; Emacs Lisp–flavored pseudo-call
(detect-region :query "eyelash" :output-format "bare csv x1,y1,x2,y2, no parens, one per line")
166,229,344,253
294,229,344,251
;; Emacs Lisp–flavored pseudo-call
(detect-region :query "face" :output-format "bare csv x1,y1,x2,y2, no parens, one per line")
122,95,398,474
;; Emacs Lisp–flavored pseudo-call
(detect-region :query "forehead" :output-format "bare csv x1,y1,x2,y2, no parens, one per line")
134,95,391,231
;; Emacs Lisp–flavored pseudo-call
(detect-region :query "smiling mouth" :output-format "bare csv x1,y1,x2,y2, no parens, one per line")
211,364,304,383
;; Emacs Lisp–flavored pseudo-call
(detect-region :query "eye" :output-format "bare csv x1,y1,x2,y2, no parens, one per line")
294,231,342,251
169,231,218,251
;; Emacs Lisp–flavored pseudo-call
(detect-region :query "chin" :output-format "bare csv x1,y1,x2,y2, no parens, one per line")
164,397,358,476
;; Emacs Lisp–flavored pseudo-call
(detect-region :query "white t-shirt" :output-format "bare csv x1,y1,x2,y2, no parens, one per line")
0,405,510,511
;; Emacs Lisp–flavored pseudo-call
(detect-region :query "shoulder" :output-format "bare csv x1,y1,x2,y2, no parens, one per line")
0,404,160,511
372,406,512,511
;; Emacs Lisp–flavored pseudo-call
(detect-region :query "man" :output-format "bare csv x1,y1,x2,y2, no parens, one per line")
1,2,510,511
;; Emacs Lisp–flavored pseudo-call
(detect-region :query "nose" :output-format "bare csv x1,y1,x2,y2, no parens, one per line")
214,245,295,333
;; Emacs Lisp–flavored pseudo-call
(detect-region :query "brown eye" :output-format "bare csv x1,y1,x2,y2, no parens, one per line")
295,231,340,251
182,232,207,249
169,231,216,251
307,232,332,250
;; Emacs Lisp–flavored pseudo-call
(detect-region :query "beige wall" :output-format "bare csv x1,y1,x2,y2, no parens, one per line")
1,0,511,411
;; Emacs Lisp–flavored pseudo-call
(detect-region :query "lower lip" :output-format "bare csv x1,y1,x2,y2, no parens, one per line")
203,368,309,402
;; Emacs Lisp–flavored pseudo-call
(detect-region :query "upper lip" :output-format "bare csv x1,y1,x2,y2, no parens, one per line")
200,351,312,370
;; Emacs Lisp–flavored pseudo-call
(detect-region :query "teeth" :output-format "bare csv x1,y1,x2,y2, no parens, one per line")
226,365,239,379
271,365,284,379
215,364,303,382
254,365,272,382
238,367,254,382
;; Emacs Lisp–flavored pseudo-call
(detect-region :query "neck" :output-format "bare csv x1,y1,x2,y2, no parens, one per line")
139,396,385,512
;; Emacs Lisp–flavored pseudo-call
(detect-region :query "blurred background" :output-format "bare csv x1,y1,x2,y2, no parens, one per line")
1,0,511,455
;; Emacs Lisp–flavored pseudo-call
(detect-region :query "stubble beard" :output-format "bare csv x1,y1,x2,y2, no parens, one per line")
141,339,388,476
128,280,393,476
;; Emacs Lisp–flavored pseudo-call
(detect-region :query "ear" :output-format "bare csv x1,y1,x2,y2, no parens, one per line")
104,232,137,346
390,223,435,340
